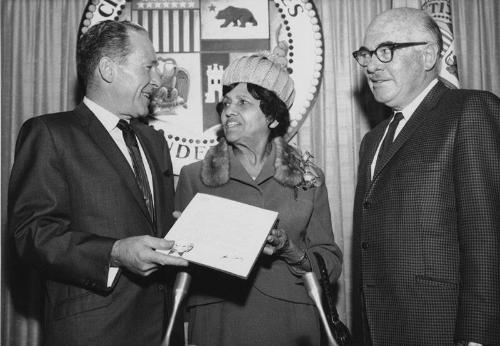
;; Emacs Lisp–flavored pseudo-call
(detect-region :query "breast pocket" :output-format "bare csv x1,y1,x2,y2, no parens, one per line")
398,160,444,174
393,160,447,194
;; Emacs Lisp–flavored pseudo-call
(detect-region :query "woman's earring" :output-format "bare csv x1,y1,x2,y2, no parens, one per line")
268,120,279,129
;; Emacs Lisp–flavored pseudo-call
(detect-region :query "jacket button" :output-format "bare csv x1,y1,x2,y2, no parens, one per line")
363,200,371,209
361,241,369,250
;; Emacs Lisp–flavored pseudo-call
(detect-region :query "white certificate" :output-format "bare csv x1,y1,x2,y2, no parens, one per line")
161,193,279,279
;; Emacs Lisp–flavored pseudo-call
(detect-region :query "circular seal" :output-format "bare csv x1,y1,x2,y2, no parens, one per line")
79,0,324,174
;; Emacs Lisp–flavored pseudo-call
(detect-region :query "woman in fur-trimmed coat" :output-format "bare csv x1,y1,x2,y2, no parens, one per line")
175,72,342,345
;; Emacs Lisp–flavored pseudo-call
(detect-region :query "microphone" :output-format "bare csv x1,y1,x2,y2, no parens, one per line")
303,271,339,346
161,271,192,346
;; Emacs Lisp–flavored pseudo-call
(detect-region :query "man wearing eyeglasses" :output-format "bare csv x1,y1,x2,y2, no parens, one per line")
352,7,500,346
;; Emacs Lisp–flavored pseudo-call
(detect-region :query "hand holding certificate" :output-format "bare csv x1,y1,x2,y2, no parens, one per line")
161,193,279,279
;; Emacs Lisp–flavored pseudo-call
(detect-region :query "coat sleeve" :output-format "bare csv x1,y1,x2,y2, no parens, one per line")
304,173,343,284
8,118,116,292
453,91,500,344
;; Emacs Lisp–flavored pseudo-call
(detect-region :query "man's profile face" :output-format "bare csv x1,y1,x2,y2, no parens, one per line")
114,30,160,119
362,16,429,110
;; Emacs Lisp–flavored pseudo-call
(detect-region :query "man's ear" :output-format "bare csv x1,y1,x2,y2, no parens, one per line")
98,57,116,83
423,42,440,71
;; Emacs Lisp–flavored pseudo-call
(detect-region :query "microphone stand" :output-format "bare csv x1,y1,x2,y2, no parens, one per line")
303,271,339,346
161,271,191,346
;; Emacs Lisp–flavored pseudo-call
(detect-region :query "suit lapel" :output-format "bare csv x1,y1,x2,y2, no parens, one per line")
364,123,387,188
369,81,448,186
74,104,153,227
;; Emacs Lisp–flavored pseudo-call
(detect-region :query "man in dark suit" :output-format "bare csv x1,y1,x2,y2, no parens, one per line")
352,7,500,346
8,21,188,345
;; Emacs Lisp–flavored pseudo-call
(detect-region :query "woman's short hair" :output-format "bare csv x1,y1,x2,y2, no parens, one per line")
216,82,290,139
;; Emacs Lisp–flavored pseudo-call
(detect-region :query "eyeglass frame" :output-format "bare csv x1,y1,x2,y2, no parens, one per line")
352,42,429,67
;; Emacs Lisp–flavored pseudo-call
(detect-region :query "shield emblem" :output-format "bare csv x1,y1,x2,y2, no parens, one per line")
79,0,324,174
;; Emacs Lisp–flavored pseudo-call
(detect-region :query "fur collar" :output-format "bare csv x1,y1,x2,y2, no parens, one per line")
200,137,308,188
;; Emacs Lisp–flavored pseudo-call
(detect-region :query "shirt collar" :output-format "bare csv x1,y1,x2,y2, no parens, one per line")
399,78,438,119
83,96,124,131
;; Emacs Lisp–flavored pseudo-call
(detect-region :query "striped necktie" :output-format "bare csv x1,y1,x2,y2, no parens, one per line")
117,120,155,223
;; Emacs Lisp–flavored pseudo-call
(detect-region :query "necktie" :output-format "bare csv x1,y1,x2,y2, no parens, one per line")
117,120,156,223
375,112,404,172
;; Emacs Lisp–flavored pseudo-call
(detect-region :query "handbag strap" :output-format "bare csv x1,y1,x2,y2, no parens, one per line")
313,252,340,321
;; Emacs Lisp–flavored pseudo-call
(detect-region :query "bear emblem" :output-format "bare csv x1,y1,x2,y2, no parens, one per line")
215,6,258,28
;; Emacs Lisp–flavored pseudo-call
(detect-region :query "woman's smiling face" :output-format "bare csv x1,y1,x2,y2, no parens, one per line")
220,83,271,148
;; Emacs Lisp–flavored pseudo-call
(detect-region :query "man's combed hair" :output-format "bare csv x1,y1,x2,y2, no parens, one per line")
76,20,147,90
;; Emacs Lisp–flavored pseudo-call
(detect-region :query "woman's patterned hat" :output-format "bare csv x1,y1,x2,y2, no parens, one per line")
222,41,295,109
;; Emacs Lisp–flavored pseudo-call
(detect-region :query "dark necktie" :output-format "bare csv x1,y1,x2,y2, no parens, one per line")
375,112,404,172
117,120,156,223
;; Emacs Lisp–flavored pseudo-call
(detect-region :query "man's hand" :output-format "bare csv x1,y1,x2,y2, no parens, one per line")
111,235,188,276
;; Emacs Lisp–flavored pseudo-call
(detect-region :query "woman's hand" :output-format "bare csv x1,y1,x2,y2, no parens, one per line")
263,228,288,255
263,228,305,264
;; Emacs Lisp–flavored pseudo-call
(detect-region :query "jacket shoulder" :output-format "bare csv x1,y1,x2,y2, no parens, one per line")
24,110,76,126
441,88,500,123
442,87,500,105
17,111,81,144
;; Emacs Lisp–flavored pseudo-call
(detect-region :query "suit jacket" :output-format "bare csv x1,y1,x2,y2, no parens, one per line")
353,81,500,345
8,103,178,346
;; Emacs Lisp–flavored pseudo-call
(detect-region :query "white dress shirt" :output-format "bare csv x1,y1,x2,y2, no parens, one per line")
83,97,155,287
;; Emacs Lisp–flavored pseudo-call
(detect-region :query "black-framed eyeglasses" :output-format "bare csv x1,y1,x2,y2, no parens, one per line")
352,42,428,67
